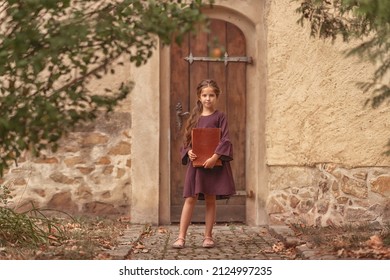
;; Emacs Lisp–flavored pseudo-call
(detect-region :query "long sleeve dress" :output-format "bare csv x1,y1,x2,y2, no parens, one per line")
180,110,236,200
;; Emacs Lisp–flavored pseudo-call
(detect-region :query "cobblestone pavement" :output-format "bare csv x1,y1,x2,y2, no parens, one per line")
106,223,331,260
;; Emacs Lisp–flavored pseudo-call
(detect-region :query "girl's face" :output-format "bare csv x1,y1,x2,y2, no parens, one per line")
199,86,218,112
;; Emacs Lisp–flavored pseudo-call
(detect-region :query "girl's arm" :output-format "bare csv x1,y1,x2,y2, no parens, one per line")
215,113,233,161
203,153,220,169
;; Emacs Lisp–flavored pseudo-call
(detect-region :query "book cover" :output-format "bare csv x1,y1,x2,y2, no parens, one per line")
191,128,222,167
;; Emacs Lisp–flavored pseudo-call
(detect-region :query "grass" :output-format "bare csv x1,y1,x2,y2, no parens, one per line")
0,206,68,247
0,210,128,260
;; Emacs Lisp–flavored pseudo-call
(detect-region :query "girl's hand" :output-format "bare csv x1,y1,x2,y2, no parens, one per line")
203,154,220,169
188,150,197,162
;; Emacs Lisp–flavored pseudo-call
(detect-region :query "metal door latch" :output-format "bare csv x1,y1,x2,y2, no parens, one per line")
235,190,254,198
175,102,189,130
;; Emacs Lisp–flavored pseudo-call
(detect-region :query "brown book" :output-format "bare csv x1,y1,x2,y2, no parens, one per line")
191,128,222,167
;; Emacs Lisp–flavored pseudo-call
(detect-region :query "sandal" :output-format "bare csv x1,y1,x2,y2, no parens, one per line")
202,237,215,248
172,237,186,249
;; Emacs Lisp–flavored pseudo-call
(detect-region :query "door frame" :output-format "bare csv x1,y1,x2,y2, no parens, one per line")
159,5,268,226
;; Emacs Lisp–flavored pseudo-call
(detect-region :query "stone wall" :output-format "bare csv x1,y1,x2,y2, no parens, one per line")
1,112,132,217
267,164,390,226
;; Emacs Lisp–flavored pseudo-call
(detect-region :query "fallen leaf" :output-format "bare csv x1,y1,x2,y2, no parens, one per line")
158,227,168,234
272,242,285,252
135,243,145,249
366,235,383,248
337,248,345,257
95,252,112,260
48,235,58,240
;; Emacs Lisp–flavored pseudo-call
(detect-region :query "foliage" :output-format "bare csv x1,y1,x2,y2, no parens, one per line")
0,206,67,247
0,0,213,176
0,184,65,247
0,183,12,206
295,0,390,109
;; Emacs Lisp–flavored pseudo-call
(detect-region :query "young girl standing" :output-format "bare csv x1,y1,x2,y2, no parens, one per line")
172,79,236,249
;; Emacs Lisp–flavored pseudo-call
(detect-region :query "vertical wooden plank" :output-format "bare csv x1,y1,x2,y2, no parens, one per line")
226,22,246,193
189,29,208,110
170,34,190,206
186,22,210,220
208,19,227,114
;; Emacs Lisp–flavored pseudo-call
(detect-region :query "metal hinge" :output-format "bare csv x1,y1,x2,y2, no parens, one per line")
184,52,253,66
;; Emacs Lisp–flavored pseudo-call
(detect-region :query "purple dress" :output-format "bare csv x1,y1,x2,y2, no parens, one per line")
180,110,236,200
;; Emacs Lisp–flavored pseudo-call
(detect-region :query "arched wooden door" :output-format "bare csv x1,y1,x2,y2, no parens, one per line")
170,19,249,223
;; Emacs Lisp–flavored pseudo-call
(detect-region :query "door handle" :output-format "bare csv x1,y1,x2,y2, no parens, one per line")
175,102,189,130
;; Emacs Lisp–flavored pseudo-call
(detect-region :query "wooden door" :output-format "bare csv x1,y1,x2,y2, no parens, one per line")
170,19,248,223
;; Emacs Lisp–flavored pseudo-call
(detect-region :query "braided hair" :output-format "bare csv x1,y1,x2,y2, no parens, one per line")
183,79,221,147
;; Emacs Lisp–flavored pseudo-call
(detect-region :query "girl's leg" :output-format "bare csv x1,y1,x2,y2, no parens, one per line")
173,195,198,247
203,194,216,247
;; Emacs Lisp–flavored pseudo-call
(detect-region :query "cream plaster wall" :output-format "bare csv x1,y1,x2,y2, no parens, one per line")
265,0,390,167
129,51,161,224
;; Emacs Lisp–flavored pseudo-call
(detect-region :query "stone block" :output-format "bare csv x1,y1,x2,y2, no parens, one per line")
49,172,75,185
383,201,390,223
103,165,114,175
316,200,329,214
15,200,41,212
267,197,285,214
33,157,59,164
13,178,27,185
336,196,349,204
83,201,120,215
117,168,126,178
96,156,111,165
345,207,377,222
77,166,95,175
64,156,86,167
75,184,93,200
297,199,314,214
290,195,300,208
341,176,368,199
47,191,78,213
32,188,46,197
371,175,390,197
81,132,109,147
109,141,131,155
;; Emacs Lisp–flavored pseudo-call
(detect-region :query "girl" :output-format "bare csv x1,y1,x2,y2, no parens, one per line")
172,79,236,249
